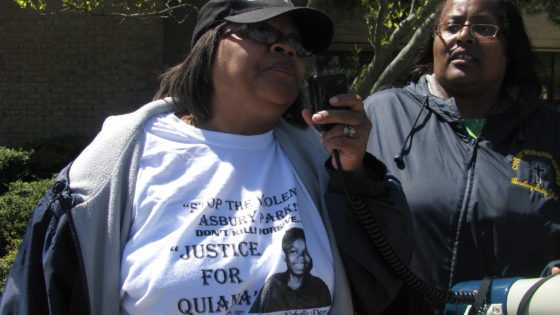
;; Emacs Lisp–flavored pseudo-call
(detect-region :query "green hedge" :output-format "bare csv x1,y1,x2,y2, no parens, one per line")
0,179,55,245
24,134,90,179
0,240,20,295
0,147,33,194
0,178,54,293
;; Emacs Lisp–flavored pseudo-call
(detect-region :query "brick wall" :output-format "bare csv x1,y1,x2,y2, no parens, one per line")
0,1,165,147
523,12,560,52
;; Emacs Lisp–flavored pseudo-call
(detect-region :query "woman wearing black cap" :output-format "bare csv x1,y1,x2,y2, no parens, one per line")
0,0,412,314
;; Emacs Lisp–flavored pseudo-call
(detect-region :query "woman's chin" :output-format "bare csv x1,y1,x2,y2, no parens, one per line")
443,72,479,88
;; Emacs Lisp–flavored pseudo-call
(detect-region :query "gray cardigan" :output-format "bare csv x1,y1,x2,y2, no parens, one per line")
67,98,353,314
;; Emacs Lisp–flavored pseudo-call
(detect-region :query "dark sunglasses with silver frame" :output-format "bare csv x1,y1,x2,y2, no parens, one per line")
436,23,500,39
224,23,312,57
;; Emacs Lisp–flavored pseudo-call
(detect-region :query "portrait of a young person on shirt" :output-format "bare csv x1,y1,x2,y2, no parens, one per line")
249,228,331,313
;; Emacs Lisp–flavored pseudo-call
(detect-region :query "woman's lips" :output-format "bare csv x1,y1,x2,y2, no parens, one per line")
450,51,477,65
269,62,296,76
452,53,475,62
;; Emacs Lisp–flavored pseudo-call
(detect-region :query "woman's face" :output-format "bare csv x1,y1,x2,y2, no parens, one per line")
285,239,312,276
433,0,507,95
211,15,306,121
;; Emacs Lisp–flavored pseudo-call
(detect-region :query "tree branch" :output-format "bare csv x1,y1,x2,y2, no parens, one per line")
371,11,436,93
14,0,199,21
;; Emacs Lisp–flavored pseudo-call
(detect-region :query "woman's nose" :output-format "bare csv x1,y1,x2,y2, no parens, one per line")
270,40,297,58
456,25,475,43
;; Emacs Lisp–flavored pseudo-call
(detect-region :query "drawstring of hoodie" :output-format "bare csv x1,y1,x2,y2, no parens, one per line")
394,96,430,170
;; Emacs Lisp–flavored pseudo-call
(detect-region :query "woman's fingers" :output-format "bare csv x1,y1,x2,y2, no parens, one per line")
302,108,315,129
304,93,371,172
310,94,365,127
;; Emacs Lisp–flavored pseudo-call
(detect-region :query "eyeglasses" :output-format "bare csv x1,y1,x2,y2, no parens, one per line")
435,23,499,39
225,23,312,57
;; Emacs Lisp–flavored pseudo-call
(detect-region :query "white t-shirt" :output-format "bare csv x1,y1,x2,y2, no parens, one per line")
120,113,334,315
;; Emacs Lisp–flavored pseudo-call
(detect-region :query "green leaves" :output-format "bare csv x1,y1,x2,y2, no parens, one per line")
12,0,198,19
519,0,560,25
0,147,33,194
13,0,47,10
351,0,441,95
0,179,54,244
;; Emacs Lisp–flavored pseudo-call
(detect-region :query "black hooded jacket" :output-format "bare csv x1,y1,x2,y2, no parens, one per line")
364,75,560,312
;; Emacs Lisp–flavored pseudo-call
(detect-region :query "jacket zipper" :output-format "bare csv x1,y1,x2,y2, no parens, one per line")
447,137,479,290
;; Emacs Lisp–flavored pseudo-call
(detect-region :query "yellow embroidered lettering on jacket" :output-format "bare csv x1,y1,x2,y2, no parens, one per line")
511,150,560,201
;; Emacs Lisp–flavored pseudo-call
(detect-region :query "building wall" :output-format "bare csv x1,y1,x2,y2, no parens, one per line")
524,12,560,52
1,2,559,147
0,1,164,147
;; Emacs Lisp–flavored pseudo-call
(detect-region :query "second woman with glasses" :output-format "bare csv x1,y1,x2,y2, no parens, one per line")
353,0,560,313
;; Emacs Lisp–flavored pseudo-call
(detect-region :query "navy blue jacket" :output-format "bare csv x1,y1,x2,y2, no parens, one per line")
364,75,560,313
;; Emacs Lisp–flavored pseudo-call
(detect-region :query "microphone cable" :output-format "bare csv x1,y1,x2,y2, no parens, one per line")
332,149,476,305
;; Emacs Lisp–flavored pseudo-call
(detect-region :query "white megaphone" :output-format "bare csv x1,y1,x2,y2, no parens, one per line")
444,274,560,315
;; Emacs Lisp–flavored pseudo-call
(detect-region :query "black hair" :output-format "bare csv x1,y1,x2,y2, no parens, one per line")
499,0,540,93
154,22,226,123
154,22,306,128
407,0,540,94
281,227,306,254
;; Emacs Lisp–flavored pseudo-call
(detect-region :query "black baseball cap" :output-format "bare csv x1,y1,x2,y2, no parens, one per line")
191,0,333,54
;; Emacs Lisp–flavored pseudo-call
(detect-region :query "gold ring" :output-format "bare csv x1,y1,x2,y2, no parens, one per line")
343,125,356,138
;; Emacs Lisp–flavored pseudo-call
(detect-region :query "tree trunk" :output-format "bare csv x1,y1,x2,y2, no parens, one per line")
355,0,441,95
371,12,436,93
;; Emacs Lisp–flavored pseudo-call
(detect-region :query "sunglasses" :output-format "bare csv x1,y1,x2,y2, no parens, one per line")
225,23,312,57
